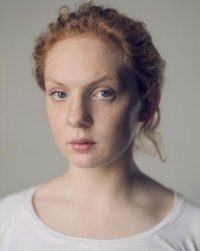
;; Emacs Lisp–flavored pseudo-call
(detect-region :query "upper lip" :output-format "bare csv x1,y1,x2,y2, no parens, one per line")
69,138,95,144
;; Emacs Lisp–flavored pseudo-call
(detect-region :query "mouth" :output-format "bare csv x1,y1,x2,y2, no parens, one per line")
70,138,95,144
69,138,96,152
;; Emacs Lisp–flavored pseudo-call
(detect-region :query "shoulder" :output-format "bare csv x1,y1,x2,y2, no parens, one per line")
0,188,28,217
175,194,200,230
179,195,200,235
0,187,35,245
157,192,200,249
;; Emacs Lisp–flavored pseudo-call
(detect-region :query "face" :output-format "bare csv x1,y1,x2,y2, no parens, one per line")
44,34,142,169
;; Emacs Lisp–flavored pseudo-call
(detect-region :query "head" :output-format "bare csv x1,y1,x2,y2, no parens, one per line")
33,2,166,164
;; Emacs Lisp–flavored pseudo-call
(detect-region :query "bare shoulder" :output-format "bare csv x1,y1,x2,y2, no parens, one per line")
33,175,64,199
32,176,67,215
31,173,177,239
133,171,175,220
32,175,79,233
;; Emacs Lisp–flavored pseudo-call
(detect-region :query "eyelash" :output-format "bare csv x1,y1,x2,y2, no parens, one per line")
48,89,116,101
93,89,116,99
49,91,67,100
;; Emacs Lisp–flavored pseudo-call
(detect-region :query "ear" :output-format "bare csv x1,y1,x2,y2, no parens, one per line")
138,87,161,122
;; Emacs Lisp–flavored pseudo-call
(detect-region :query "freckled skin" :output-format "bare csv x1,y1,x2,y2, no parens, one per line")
44,34,142,170
33,35,175,239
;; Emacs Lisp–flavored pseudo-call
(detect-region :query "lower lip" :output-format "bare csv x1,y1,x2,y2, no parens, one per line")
70,143,96,152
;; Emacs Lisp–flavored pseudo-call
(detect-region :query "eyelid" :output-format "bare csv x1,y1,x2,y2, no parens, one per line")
92,87,116,98
48,89,67,95
48,89,68,100
47,84,67,91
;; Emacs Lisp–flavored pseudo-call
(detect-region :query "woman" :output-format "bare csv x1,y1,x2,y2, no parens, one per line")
0,2,199,250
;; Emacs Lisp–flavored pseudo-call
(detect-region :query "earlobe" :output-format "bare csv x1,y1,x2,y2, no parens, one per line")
138,87,161,122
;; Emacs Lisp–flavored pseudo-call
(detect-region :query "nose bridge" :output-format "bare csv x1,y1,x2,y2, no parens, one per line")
66,94,91,127
70,96,84,117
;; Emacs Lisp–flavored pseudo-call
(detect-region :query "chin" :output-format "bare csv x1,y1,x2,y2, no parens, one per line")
65,153,112,169
60,145,123,169
67,154,122,170
62,153,99,169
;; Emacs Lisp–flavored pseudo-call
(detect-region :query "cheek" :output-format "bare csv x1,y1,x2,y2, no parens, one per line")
116,110,138,140
46,107,65,142
118,104,141,142
96,101,140,141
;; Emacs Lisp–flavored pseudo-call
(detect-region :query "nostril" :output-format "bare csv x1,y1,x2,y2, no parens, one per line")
66,116,92,127
65,99,93,127
81,114,93,127
66,108,93,128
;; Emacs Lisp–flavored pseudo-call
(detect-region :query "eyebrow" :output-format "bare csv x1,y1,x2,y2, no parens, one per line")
45,73,118,88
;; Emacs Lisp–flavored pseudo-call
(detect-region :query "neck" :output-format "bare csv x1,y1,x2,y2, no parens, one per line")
59,151,140,209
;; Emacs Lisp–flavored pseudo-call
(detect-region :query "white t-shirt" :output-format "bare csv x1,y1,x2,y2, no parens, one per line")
0,186,200,251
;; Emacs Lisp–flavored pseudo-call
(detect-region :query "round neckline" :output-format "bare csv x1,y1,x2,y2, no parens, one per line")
25,185,184,247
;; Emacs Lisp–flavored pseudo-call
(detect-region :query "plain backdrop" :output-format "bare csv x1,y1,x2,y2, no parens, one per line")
0,0,200,205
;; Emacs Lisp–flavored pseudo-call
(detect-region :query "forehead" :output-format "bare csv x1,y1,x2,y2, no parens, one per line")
44,34,130,86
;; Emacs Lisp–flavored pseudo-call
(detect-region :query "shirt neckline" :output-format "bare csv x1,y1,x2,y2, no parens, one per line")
24,185,184,248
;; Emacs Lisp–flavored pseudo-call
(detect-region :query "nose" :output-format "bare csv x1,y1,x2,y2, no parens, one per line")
66,98,93,128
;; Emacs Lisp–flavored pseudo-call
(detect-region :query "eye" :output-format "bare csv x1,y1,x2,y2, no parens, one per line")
49,91,67,100
93,89,116,99
101,90,112,97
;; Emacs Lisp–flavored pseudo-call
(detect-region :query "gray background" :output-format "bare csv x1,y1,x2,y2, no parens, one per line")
0,0,200,205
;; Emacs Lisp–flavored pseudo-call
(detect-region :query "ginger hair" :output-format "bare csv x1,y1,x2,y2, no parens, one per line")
33,1,166,160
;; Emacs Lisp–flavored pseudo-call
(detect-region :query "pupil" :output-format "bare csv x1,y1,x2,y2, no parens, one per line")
58,92,65,98
101,90,110,97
